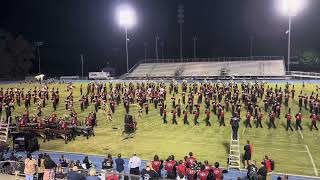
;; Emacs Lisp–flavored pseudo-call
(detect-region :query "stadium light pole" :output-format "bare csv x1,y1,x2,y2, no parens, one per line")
34,41,44,74
250,36,254,58
193,36,197,58
80,54,84,79
280,0,305,72
178,5,184,62
117,5,136,73
155,36,160,62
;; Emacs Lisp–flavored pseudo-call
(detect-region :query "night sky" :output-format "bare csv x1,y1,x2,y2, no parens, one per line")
1,0,319,76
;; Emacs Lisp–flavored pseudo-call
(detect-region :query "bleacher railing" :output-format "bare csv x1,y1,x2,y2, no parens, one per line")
286,71,320,78
140,56,284,64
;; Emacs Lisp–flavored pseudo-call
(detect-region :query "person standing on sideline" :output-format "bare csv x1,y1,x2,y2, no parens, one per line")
129,154,141,177
243,140,252,168
115,154,125,180
230,113,240,140
24,153,36,180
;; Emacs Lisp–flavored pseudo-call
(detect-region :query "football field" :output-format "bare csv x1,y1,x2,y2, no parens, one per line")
2,81,320,177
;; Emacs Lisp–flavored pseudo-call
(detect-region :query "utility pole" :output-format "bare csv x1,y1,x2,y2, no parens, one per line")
155,36,160,62
144,42,148,60
250,36,254,58
80,54,84,79
178,4,184,62
193,36,197,58
34,41,44,74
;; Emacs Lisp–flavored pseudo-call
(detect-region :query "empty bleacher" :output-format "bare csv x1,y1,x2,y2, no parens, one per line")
126,57,285,79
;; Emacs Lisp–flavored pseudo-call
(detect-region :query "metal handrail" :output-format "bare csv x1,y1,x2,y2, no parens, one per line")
140,56,284,64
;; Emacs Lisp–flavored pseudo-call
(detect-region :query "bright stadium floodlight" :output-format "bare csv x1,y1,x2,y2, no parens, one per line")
117,5,136,72
279,0,306,72
280,0,305,16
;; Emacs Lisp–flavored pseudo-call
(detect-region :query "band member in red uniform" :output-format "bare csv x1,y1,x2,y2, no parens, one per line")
204,161,212,172
172,110,178,125
295,111,303,130
186,152,197,168
165,155,177,179
285,108,293,131
37,119,45,129
212,162,222,180
176,160,186,176
219,108,225,126
205,109,211,126
198,165,209,180
163,109,167,124
151,155,163,176
183,110,189,125
60,119,68,130
310,111,318,131
256,109,263,128
245,111,252,128
194,110,200,126
71,116,78,126
186,165,197,180
268,111,276,129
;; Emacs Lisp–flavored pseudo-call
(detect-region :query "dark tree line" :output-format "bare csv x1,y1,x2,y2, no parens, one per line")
0,29,34,79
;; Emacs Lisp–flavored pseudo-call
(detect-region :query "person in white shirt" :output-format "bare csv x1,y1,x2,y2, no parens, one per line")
129,154,141,176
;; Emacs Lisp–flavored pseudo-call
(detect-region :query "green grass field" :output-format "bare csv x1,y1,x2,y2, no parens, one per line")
1,81,320,176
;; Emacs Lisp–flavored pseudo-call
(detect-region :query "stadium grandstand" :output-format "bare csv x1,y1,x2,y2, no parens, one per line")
125,56,286,79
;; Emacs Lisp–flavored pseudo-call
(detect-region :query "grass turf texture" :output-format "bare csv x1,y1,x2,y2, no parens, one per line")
1,82,320,176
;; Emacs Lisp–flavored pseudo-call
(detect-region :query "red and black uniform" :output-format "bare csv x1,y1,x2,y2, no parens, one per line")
212,168,222,180
165,160,177,179
310,113,318,131
256,111,263,128
194,111,200,126
268,111,276,129
183,111,189,125
198,170,209,180
186,168,197,180
163,110,167,124
186,156,197,168
176,164,186,176
219,110,225,126
205,110,211,126
172,110,178,125
61,121,68,130
151,160,162,175
285,113,293,131
245,112,252,128
295,112,303,130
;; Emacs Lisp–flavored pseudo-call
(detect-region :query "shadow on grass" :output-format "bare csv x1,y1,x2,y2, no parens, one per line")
222,141,230,154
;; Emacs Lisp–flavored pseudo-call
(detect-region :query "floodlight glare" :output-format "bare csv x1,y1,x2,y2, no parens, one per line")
281,0,305,16
117,5,136,28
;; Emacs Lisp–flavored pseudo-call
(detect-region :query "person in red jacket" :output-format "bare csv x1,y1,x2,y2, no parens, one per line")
186,152,197,168
198,165,209,180
264,156,272,173
310,111,319,131
285,108,293,131
219,108,225,126
212,162,222,180
151,155,163,177
185,165,197,180
204,160,212,172
268,111,276,129
256,109,263,128
245,111,252,128
165,156,176,179
194,110,200,126
205,109,211,126
295,111,303,130
176,160,186,176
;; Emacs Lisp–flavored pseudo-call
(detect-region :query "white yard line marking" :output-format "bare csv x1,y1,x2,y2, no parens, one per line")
305,145,318,176
299,130,304,139
242,127,246,135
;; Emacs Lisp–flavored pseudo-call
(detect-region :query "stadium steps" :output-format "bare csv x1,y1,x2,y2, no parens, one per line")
228,133,241,171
